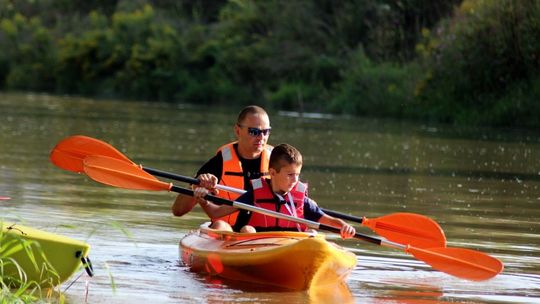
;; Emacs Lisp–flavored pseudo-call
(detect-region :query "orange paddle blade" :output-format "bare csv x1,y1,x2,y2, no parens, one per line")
407,246,504,281
83,155,170,191
51,135,134,173
363,213,446,248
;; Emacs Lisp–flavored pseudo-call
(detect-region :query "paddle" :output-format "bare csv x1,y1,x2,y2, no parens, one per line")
50,135,447,248
82,155,504,281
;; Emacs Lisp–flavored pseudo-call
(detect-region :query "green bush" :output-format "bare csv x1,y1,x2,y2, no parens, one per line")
0,14,56,90
56,5,189,101
1,1,539,126
267,82,328,112
416,0,540,126
330,48,416,117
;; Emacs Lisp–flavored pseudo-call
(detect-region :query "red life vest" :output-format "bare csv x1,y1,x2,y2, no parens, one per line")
247,178,308,231
213,142,272,225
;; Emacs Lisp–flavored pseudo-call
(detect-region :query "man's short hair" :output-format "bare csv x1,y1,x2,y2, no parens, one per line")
236,105,268,125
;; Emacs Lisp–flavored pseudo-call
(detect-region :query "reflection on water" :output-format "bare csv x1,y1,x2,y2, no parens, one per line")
1,92,540,303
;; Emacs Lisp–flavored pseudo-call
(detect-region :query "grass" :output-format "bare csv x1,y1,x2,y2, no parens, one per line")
0,224,65,303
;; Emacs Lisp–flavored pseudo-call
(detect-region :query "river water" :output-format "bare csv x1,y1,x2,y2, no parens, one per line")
1,92,539,303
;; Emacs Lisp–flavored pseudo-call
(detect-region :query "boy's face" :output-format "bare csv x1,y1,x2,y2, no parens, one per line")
269,163,302,195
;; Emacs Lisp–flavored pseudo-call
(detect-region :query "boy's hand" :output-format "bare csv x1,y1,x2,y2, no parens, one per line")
193,186,209,198
340,223,356,239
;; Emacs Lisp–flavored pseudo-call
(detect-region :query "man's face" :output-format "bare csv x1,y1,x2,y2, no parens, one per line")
235,113,271,158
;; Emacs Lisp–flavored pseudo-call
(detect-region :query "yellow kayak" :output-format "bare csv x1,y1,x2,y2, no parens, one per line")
1,223,93,288
179,223,357,290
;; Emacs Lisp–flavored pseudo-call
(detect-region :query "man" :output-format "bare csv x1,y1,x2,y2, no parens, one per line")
171,105,272,230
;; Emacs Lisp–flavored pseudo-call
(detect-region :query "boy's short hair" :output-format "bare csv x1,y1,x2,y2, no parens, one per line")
269,143,303,172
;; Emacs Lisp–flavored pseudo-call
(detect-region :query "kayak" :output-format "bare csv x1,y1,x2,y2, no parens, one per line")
179,223,357,290
1,223,93,288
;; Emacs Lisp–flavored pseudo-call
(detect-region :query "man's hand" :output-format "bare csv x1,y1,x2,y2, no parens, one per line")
197,173,219,195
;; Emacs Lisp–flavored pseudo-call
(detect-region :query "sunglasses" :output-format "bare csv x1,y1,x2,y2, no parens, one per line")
238,124,272,137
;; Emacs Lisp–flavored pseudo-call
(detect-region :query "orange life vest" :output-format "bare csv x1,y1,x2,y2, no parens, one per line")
213,142,272,225
247,178,308,231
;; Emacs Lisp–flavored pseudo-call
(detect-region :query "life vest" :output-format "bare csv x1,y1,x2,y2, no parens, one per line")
247,178,308,231
213,142,272,225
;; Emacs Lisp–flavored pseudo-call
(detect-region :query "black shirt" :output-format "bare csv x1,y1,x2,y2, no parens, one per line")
196,143,265,191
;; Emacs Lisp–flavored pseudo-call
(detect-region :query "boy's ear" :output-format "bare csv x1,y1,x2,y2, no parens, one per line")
268,167,277,177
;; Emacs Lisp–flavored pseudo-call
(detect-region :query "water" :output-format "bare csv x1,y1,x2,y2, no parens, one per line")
1,92,539,303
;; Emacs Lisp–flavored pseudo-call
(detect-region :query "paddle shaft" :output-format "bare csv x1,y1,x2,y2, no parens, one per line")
170,184,381,245
143,167,202,187
145,167,365,224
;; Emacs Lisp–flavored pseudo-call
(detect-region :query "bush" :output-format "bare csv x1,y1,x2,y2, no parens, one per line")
267,82,328,112
330,48,416,117
56,5,189,101
0,14,56,90
416,0,540,125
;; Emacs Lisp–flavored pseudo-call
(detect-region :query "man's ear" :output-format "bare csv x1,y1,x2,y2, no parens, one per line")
234,124,241,138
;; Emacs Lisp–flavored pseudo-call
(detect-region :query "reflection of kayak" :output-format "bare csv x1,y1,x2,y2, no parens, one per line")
179,223,357,290
1,223,93,287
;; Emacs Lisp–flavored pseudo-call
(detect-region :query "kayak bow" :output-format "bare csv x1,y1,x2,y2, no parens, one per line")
1,223,93,287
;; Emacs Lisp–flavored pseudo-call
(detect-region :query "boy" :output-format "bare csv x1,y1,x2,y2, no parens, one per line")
194,143,356,239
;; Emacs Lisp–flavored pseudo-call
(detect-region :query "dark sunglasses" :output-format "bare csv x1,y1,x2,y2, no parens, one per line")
238,124,272,137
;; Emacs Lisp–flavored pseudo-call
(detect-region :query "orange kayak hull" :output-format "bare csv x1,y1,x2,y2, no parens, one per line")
179,223,357,290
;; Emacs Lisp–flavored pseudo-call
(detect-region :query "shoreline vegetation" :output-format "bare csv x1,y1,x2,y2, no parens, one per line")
0,0,538,128
0,226,64,303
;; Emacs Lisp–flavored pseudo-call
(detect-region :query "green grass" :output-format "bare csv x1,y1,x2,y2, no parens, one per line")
0,224,65,303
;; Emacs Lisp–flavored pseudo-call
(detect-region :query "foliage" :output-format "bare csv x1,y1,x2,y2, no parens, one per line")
373,0,462,61
0,0,539,127
55,5,189,100
329,49,418,117
416,0,540,126
0,225,64,303
0,14,56,90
